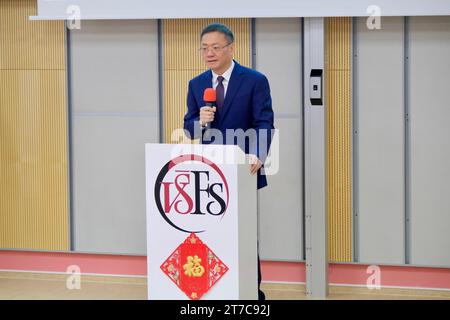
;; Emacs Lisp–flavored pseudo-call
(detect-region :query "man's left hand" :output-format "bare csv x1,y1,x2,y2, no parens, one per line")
249,154,263,175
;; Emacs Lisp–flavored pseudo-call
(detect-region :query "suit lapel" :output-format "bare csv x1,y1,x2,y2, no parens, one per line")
199,70,213,98
219,61,244,126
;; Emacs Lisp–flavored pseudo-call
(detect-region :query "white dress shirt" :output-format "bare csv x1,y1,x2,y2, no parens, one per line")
211,60,235,98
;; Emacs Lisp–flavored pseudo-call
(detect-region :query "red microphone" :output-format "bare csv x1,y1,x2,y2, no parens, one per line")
203,88,216,128
203,88,216,107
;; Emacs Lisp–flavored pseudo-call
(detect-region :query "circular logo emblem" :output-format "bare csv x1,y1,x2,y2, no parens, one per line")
154,154,229,233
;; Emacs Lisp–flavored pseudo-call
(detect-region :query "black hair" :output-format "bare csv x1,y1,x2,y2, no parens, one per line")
200,23,234,43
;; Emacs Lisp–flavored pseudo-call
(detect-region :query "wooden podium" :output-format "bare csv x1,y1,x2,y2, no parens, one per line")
145,143,258,300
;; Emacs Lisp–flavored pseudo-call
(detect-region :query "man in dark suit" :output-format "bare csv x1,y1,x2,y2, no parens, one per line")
183,23,274,300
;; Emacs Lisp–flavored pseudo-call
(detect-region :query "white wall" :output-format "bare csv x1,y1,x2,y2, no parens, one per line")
409,16,450,266
355,17,405,264
255,18,304,261
70,20,159,254
354,16,450,267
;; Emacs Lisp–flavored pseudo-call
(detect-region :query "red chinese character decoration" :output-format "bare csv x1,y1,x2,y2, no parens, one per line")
160,233,228,300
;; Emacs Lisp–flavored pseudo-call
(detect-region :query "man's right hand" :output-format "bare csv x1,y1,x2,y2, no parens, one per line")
200,106,216,127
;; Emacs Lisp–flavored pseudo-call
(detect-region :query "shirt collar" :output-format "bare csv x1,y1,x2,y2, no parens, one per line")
212,60,235,84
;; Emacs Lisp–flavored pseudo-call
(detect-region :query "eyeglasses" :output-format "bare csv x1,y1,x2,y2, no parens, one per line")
198,43,232,54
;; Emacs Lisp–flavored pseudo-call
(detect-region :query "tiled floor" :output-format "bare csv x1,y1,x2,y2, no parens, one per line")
0,272,449,300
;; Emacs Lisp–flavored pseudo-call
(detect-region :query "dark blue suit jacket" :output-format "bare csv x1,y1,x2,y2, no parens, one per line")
184,61,274,189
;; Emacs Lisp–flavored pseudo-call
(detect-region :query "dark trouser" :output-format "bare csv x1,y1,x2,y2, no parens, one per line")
257,253,265,300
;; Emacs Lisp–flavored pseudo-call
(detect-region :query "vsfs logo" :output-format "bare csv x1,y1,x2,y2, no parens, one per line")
154,154,229,233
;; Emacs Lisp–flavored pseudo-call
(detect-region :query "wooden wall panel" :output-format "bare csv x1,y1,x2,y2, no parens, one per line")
325,17,353,262
0,0,69,250
0,0,65,69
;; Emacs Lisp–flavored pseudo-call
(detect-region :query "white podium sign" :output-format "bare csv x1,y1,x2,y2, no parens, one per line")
145,143,257,300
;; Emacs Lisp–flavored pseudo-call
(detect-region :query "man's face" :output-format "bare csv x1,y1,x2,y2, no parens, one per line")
200,31,234,75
